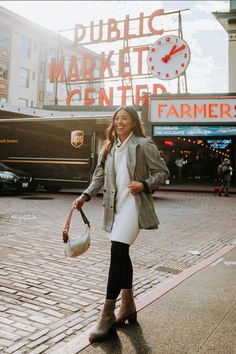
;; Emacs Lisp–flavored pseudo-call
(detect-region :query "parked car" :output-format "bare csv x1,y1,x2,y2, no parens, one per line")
0,162,33,194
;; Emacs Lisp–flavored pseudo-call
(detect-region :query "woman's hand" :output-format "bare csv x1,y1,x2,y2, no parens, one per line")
128,181,144,195
72,194,88,210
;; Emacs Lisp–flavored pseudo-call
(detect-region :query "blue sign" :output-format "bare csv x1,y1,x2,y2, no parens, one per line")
207,139,231,149
153,126,236,137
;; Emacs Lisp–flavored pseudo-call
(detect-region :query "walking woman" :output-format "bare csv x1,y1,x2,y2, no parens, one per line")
73,106,169,342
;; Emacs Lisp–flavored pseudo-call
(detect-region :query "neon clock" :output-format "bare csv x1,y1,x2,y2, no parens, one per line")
147,35,191,80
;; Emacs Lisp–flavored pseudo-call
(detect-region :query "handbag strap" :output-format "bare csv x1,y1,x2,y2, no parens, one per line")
80,209,90,228
63,208,90,243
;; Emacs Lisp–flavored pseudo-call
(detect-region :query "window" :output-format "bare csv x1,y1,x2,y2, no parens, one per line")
20,36,31,58
19,68,30,88
0,27,10,49
18,98,28,106
0,64,8,80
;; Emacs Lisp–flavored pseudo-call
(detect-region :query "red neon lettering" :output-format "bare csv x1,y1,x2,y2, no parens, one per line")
208,103,218,118
49,57,64,82
74,24,86,44
194,104,206,118
148,9,164,35
100,51,114,79
157,104,167,118
99,87,113,106
117,86,131,105
135,85,148,106
90,20,103,43
142,93,149,107
181,104,192,118
220,103,231,118
84,88,96,106
119,48,131,77
82,54,95,80
124,15,131,40
167,105,179,118
138,13,144,37
66,89,81,105
107,18,120,42
67,56,79,82
152,83,167,94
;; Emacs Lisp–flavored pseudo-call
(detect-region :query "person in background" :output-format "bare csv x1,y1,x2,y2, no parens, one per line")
218,158,232,196
175,156,185,181
73,106,169,342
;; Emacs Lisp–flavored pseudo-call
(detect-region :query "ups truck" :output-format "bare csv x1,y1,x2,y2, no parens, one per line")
0,115,111,192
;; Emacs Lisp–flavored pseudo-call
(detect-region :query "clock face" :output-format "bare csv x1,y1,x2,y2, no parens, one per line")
147,35,191,80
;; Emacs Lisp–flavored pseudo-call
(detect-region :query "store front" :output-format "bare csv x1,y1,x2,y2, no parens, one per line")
148,94,236,184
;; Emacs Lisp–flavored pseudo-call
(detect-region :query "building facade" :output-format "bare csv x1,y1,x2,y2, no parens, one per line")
213,0,236,92
0,6,101,108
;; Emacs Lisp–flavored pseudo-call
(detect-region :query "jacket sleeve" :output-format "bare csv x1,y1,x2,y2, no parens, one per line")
142,139,170,191
83,148,105,199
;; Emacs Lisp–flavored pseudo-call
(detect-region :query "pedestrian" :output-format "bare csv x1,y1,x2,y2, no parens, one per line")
73,105,169,342
218,158,232,196
175,156,185,181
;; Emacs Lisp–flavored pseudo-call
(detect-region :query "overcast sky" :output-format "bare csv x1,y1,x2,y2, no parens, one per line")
0,0,230,95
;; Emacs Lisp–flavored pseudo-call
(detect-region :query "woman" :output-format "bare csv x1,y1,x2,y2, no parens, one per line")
73,106,169,342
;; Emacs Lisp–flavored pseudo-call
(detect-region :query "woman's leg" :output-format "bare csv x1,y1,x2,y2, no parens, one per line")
106,241,137,325
106,241,132,299
89,241,132,342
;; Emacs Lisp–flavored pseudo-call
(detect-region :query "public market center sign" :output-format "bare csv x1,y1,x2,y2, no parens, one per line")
49,9,169,106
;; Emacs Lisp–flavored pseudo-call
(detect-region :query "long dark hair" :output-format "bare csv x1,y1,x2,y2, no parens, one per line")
101,106,146,163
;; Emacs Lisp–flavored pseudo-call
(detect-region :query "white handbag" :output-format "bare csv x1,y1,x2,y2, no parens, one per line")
63,208,90,258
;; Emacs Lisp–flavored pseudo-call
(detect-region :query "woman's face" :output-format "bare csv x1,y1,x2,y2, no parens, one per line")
114,109,133,142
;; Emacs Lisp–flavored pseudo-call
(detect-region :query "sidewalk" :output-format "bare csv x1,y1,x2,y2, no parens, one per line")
1,191,235,353
55,245,236,354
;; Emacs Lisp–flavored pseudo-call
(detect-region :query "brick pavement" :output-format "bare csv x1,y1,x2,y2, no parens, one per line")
0,191,235,353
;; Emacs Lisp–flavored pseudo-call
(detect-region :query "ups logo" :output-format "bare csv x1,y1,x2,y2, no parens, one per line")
71,130,84,148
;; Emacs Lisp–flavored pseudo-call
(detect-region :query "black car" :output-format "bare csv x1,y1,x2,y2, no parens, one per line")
0,162,33,194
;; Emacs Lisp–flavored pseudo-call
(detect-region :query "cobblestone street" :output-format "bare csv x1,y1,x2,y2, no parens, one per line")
0,191,235,353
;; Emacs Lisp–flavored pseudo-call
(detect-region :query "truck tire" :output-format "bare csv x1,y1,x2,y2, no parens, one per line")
44,186,62,193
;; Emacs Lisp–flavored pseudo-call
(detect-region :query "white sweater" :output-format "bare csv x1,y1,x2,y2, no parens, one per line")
108,133,140,245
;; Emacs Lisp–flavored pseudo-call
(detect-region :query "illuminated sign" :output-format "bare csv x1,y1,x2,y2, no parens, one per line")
207,139,231,149
150,96,236,123
73,10,164,45
153,126,236,136
50,10,169,106
163,140,174,147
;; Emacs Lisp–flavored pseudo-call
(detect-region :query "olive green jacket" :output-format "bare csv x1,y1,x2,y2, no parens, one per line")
83,135,170,232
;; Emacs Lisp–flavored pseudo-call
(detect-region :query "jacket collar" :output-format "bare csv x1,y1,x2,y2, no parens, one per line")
126,135,141,179
108,134,141,181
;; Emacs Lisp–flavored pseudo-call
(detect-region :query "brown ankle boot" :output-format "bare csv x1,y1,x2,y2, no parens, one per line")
116,288,137,326
89,299,116,342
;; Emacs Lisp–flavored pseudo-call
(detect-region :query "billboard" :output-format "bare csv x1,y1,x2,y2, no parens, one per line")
150,95,236,124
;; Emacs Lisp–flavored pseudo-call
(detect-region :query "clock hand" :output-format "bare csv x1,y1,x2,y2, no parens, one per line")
170,44,186,55
162,44,186,63
161,45,176,63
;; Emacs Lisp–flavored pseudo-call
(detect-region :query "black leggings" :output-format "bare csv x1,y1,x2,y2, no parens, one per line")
106,241,133,300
